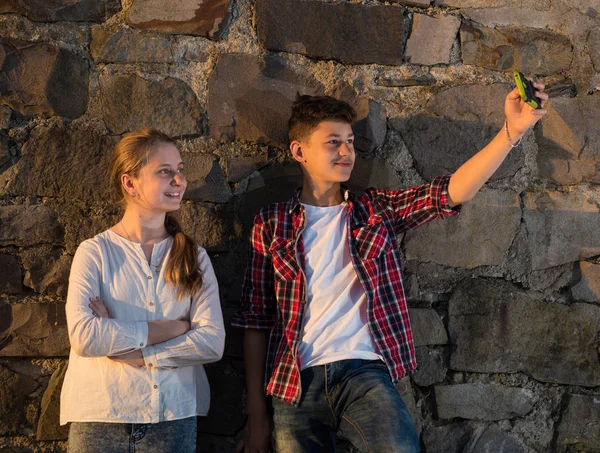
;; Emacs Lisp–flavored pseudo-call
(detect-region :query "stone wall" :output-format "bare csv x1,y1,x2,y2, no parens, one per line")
1,0,599,452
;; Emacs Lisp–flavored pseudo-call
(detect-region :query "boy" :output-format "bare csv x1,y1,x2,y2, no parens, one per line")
233,84,547,453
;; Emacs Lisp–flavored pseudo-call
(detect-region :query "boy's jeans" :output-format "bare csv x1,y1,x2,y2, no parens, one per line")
272,359,420,453
68,416,197,453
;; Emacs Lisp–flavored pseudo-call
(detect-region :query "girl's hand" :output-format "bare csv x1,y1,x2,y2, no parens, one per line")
89,296,110,318
505,80,548,141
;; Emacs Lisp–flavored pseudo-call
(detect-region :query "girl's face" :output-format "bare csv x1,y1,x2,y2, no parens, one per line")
127,142,187,213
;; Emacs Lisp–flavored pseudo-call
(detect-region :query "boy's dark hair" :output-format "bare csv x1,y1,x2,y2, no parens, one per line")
288,94,357,142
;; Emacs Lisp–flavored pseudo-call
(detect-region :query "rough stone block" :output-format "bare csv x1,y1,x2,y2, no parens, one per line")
0,0,121,22
182,153,232,203
572,262,600,303
0,365,37,435
422,422,473,453
470,426,527,453
589,27,600,71
207,53,386,152
523,189,600,270
91,28,175,64
461,22,573,75
21,247,71,297
100,73,203,137
409,309,448,346
0,302,69,357
347,157,403,192
393,84,524,182
436,0,550,11
126,0,231,39
0,254,22,294
0,38,89,119
556,393,600,451
177,203,237,252
2,123,115,202
535,97,600,185
449,279,600,386
36,361,68,441
405,189,521,268
413,346,447,386
256,0,406,65
0,205,64,247
405,14,460,65
390,0,430,6
0,105,10,129
435,383,536,420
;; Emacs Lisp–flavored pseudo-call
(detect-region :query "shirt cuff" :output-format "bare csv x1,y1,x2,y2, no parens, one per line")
135,321,149,349
142,344,160,369
432,174,462,216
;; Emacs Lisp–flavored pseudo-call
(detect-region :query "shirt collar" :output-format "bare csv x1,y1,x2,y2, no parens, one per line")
288,186,353,214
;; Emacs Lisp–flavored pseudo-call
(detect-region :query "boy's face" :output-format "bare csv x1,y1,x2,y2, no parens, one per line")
292,120,355,184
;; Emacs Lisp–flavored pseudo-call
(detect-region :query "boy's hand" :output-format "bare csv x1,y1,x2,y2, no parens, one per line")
505,80,548,141
235,413,276,453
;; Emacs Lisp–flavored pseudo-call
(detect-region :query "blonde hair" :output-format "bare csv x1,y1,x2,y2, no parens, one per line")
109,128,202,300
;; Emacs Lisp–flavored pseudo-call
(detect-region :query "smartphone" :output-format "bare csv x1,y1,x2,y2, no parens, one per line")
513,72,542,109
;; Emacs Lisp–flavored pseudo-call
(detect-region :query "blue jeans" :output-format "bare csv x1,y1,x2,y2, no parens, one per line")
68,417,196,453
272,359,420,453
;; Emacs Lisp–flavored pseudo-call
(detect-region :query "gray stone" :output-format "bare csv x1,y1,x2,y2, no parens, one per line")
126,0,231,39
422,422,473,453
409,309,448,346
0,38,89,119
449,279,600,386
471,426,527,453
461,22,573,75
405,14,460,65
0,365,37,435
0,131,11,174
223,155,268,184
91,28,174,64
177,203,236,251
182,153,232,203
436,0,550,9
36,361,68,441
207,54,386,152
100,73,203,136
461,6,561,30
589,27,600,71
0,254,21,294
0,0,121,22
0,105,10,129
57,203,120,255
197,361,245,435
2,123,115,202
347,157,403,192
523,189,600,270
390,0,430,6
393,84,525,182
256,0,406,65
405,189,521,269
0,205,64,247
413,346,447,386
21,247,71,297
535,97,600,185
0,302,69,357
572,262,600,303
556,393,600,451
435,383,536,421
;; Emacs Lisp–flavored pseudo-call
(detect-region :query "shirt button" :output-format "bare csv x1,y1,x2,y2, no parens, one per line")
153,385,158,389
149,302,154,306
147,275,152,280
139,343,143,347
148,363,153,368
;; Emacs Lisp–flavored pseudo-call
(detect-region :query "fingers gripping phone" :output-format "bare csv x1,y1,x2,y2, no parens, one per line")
514,71,543,109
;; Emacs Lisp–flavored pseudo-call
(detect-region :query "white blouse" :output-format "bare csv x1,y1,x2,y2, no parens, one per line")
60,230,225,424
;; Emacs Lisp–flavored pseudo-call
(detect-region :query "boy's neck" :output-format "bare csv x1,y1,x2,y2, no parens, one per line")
299,179,344,207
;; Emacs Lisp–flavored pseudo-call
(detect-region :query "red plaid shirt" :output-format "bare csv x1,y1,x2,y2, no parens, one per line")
232,175,460,405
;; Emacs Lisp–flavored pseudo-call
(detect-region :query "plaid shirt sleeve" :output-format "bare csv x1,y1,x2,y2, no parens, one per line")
231,211,277,330
370,174,461,233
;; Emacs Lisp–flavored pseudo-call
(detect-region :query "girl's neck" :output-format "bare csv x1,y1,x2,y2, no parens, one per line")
119,207,169,244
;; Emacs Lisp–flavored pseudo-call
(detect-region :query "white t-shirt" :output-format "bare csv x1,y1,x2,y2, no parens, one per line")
60,230,225,424
297,203,380,370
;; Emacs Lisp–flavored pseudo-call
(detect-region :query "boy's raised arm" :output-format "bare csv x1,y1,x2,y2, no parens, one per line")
448,83,548,206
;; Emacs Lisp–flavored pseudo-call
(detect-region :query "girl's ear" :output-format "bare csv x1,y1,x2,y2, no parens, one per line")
121,174,137,197
290,140,306,163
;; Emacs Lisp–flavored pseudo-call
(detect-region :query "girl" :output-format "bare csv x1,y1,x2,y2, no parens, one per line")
60,129,225,452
